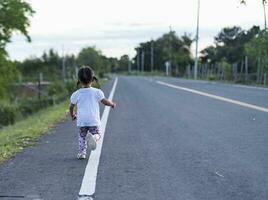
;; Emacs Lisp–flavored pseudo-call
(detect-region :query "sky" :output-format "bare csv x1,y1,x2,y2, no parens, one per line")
6,0,266,61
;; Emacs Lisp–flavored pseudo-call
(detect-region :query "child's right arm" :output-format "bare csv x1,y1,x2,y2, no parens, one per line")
69,104,77,121
101,98,116,109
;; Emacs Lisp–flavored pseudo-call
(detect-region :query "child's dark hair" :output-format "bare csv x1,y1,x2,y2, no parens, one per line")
77,66,99,87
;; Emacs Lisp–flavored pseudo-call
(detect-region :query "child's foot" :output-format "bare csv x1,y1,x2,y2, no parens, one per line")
77,153,86,159
87,133,97,151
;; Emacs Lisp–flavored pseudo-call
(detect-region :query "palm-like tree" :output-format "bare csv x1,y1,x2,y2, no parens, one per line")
241,0,267,30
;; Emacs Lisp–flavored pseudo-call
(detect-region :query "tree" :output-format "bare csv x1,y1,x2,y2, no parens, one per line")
214,26,245,63
245,31,268,74
77,47,110,76
199,26,261,80
200,45,217,64
118,55,129,72
105,57,119,72
0,55,18,99
17,49,62,81
0,0,34,100
0,0,34,55
134,31,193,75
206,26,261,64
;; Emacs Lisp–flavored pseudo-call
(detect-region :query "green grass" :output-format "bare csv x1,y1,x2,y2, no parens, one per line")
0,101,69,163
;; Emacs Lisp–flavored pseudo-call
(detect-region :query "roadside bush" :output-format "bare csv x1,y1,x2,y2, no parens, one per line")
65,80,77,95
0,77,106,129
207,74,217,81
0,104,17,127
47,81,70,97
18,98,54,117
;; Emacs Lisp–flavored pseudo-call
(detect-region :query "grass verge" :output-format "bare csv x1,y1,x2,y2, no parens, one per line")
0,101,69,163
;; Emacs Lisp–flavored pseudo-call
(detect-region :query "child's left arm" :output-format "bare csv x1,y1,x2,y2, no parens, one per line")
69,104,77,121
101,98,116,109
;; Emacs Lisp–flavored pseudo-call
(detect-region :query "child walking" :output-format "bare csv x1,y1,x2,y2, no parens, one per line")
69,66,116,159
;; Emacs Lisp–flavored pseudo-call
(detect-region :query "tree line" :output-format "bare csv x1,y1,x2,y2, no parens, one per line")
129,25,268,84
199,26,268,83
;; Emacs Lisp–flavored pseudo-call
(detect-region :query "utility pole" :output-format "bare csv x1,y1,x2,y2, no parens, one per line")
137,48,140,72
151,39,154,72
245,56,248,82
141,50,145,73
263,1,267,30
128,56,131,73
38,72,43,100
62,45,66,81
194,0,200,80
169,26,172,75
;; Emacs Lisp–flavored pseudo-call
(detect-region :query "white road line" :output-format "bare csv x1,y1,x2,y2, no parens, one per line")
156,80,268,113
79,77,118,196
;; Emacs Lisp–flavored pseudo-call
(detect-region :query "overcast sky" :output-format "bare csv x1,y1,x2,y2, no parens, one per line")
6,0,266,61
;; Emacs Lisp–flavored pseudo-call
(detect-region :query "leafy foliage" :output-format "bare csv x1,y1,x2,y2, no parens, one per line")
118,55,130,71
134,31,193,75
0,0,33,101
245,31,268,73
0,55,19,99
200,26,261,65
77,47,106,75
0,0,34,55
17,49,62,81
245,31,268,57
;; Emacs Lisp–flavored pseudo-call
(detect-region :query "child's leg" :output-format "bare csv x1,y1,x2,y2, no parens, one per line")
88,126,101,140
88,126,100,135
78,127,89,155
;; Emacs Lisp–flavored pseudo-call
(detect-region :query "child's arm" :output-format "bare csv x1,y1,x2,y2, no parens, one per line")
69,104,77,121
101,98,116,109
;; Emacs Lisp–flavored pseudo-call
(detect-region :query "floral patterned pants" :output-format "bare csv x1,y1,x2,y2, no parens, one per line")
78,126,100,154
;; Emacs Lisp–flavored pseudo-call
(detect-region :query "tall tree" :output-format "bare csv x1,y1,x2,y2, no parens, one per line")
214,26,245,63
134,31,193,75
0,54,18,99
0,0,34,100
77,46,108,76
200,45,217,64
0,0,34,55
245,31,268,73
17,49,62,81
118,55,130,72
210,26,260,64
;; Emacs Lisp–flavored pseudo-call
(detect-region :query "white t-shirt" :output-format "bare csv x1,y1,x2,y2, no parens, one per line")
70,87,105,127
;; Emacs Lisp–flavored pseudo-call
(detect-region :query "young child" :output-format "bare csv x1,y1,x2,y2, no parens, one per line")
69,66,116,159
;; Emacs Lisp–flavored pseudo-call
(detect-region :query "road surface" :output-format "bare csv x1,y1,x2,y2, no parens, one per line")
0,76,267,200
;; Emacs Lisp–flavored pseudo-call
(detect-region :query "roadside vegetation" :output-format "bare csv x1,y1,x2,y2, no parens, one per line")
131,26,268,86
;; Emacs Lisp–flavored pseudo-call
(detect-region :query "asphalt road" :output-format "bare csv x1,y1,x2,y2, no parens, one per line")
0,76,268,200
